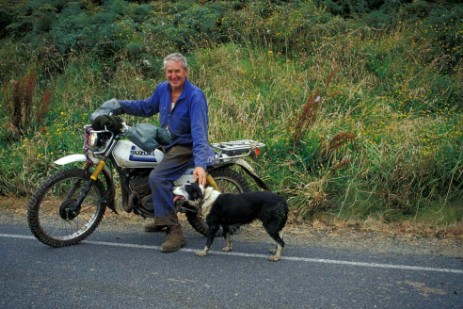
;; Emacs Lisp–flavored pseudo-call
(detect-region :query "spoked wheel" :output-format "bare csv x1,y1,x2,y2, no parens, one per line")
186,168,250,236
27,168,107,247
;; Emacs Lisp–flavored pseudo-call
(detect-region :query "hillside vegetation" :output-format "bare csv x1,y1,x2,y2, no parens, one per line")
1,0,462,225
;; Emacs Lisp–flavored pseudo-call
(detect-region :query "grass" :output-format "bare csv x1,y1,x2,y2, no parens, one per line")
0,3,462,228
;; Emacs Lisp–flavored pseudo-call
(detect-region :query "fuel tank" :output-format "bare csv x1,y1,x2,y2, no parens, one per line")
112,140,164,168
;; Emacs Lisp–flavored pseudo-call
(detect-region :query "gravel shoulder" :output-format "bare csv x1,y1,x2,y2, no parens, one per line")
2,197,462,258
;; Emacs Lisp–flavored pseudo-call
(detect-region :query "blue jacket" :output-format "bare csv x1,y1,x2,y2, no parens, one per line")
119,79,210,169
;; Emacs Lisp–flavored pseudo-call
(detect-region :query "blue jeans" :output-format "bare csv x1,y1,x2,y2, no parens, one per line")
149,145,193,222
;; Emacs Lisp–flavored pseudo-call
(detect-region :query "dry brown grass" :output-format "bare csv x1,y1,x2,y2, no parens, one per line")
3,71,51,139
285,209,463,241
2,196,462,258
3,196,461,241
291,68,338,149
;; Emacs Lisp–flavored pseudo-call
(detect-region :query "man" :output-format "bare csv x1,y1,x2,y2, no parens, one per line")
116,53,210,253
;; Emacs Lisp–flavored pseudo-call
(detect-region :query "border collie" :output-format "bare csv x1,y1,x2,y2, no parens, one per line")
173,182,288,261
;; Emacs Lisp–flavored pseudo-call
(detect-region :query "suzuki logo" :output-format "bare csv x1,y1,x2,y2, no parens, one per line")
129,146,157,162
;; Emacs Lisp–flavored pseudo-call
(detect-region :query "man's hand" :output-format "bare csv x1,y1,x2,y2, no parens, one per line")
193,167,207,187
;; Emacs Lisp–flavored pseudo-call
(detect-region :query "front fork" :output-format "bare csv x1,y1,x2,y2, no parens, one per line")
78,160,107,205
59,160,107,220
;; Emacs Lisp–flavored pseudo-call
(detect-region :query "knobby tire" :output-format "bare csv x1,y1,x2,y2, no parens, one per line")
27,168,107,247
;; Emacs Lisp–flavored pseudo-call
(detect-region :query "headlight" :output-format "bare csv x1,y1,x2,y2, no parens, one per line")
88,132,99,148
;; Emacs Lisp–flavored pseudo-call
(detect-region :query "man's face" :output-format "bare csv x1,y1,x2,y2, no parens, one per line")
165,60,188,91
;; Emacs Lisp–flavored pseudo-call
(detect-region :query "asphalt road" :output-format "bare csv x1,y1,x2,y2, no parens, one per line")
1,219,462,309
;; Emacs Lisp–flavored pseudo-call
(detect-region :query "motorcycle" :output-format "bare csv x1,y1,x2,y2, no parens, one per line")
27,116,268,247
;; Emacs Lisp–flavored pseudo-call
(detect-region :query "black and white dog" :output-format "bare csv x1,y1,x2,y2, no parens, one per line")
173,182,289,261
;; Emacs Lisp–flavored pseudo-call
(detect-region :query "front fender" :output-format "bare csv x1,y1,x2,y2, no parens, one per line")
54,153,112,179
212,158,270,191
54,154,97,166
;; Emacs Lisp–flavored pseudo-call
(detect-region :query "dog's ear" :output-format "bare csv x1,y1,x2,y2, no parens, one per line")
190,181,204,200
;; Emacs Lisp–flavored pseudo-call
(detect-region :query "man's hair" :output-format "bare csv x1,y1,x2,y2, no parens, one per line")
163,53,188,70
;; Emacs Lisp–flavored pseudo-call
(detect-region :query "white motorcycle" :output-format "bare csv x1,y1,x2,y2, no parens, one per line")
27,116,268,247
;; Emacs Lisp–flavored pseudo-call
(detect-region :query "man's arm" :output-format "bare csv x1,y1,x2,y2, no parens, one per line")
119,85,163,117
190,91,210,174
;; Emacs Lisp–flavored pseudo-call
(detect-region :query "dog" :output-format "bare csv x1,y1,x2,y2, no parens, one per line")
173,182,289,261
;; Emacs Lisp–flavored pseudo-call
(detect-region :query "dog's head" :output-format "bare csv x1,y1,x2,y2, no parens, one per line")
173,181,205,207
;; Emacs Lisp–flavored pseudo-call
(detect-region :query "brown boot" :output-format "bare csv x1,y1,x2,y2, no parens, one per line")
144,217,169,233
144,222,167,233
161,213,186,253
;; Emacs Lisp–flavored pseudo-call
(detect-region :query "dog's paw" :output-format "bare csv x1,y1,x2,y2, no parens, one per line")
267,255,281,262
195,250,208,257
222,246,232,252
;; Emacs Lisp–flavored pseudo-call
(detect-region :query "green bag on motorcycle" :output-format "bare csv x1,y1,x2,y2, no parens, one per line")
126,123,172,152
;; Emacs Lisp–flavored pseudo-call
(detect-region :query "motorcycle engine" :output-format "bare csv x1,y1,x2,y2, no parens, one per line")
126,173,153,216
125,170,183,217
129,174,151,197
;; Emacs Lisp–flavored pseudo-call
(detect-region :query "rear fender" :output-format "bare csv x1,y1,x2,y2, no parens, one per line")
211,158,270,191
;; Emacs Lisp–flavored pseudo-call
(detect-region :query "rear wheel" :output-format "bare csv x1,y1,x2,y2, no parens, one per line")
186,168,250,236
27,168,107,247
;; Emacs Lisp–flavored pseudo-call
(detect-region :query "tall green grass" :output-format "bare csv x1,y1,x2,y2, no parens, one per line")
0,1,462,225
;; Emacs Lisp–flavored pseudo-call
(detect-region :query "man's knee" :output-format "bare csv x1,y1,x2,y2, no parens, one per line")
149,174,170,190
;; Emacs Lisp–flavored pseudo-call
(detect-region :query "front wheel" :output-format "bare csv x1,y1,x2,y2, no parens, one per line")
186,168,250,236
27,168,107,247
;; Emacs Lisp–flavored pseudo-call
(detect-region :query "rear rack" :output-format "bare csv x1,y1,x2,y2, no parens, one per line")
211,139,266,158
